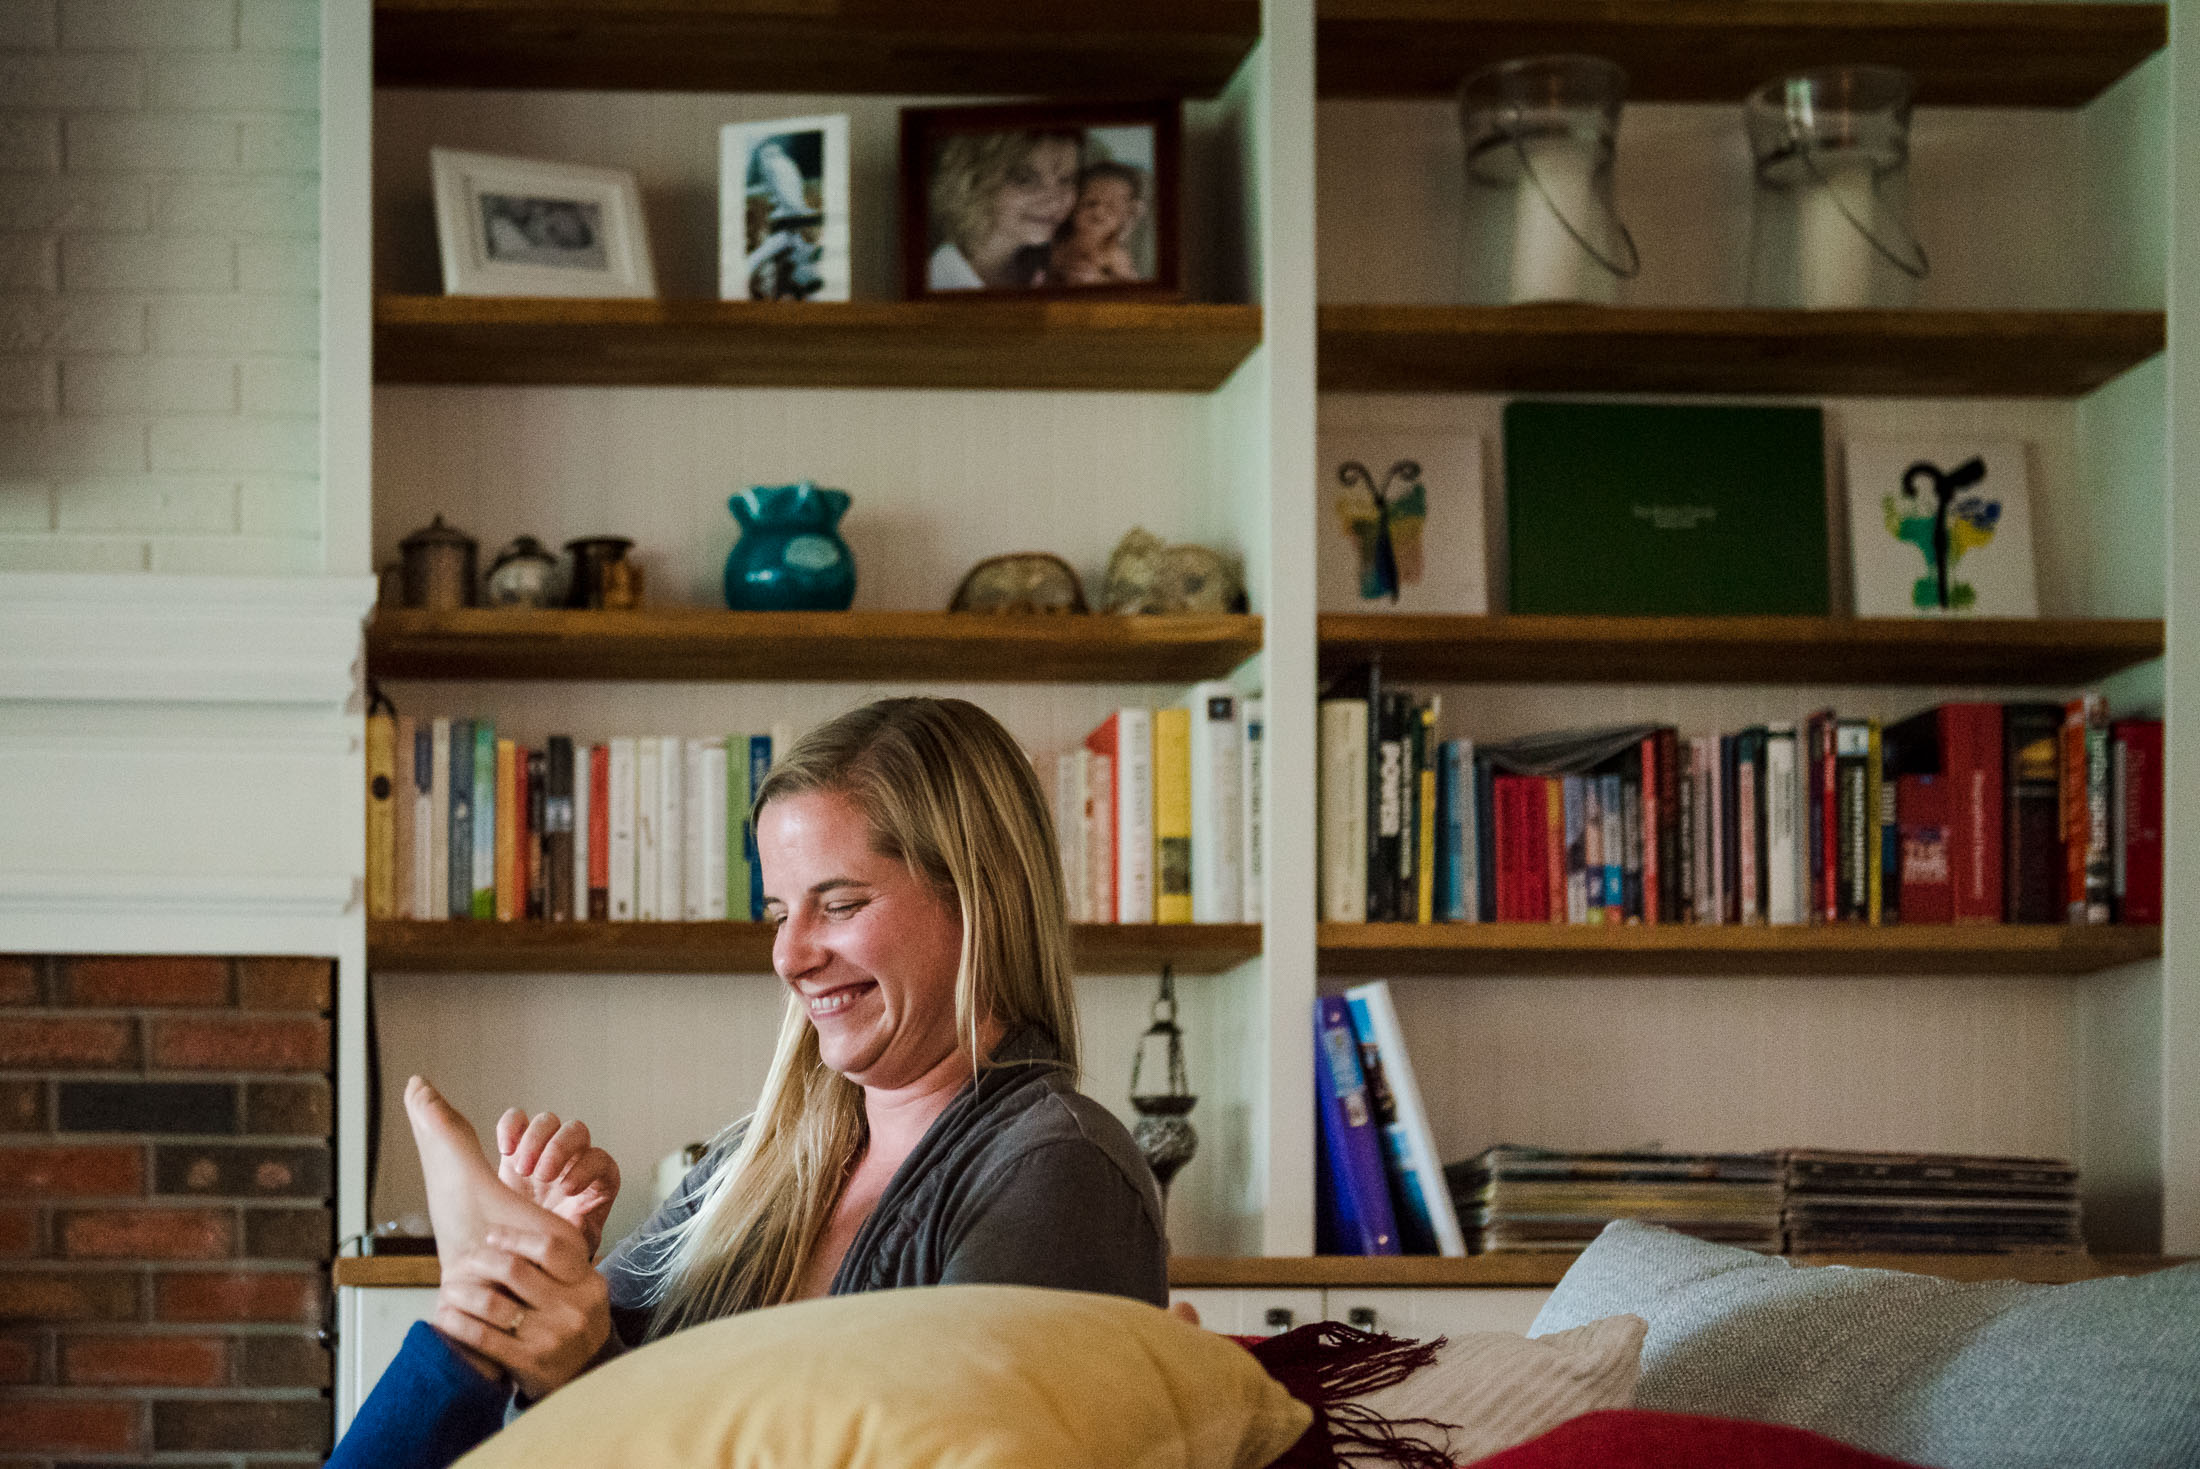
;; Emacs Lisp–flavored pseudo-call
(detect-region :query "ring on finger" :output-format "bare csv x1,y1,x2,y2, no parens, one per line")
508,1306,527,1336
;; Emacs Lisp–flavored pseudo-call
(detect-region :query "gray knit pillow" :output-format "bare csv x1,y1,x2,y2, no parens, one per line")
1531,1219,2200,1469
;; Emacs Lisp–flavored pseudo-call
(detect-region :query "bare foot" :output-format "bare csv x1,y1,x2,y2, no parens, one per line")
404,1076,571,1277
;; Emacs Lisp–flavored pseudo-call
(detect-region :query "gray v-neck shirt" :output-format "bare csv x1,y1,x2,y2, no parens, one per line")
595,1027,1169,1349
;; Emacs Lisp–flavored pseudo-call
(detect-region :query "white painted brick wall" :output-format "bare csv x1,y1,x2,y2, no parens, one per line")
0,0,320,575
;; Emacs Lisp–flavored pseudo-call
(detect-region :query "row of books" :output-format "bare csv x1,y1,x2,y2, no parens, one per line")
1319,678,2164,927
1314,982,1470,1256
1440,1145,2082,1257
1061,685,1265,925
364,715,793,922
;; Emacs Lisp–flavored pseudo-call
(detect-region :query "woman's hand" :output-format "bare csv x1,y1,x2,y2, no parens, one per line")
494,1108,620,1257
433,1221,612,1403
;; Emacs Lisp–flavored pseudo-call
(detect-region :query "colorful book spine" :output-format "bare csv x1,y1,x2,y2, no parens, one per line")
1878,730,1901,926
1638,736,1659,925
1435,741,1461,921
1766,725,1799,925
747,735,773,921
1151,705,1193,924
1863,721,1883,925
1562,774,1587,924
392,714,416,920
1240,698,1264,924
2004,703,2066,924
1896,771,1953,922
681,739,708,922
725,735,750,923
1942,705,2003,925
525,746,546,919
2065,697,2113,923
1090,709,1153,923
1313,996,1401,1255
1418,708,1441,924
1598,771,1623,924
411,718,436,920
1620,753,1643,923
427,716,451,921
494,738,517,922
1655,727,1680,925
609,737,637,921
1581,775,1604,922
1344,981,1468,1256
1187,682,1243,924
656,736,685,923
471,723,496,920
1834,720,1869,922
588,743,610,920
2112,718,2163,924
558,739,582,924
1542,775,1564,926
448,719,473,920
365,709,396,921
1085,752,1114,927
700,740,729,921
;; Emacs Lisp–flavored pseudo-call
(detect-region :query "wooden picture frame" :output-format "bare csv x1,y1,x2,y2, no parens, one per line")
900,100,1181,301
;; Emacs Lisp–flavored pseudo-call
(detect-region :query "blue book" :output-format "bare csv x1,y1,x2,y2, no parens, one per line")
1344,988,1436,1254
447,719,473,920
1313,996,1400,1255
1435,741,1464,922
472,722,497,920
1599,771,1624,919
1472,753,1497,923
745,734,772,920
1562,775,1587,923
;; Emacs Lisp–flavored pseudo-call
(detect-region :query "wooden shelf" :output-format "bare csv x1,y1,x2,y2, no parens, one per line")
1317,2,2165,106
336,1250,2187,1290
1318,615,2166,687
375,296,1263,393
367,920,1261,975
375,0,1259,98
1318,923,2162,976
1318,306,2165,399
1168,1251,2187,1289
367,608,1263,684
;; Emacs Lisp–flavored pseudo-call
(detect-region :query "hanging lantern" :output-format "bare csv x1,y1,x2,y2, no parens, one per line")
1129,966,1198,1210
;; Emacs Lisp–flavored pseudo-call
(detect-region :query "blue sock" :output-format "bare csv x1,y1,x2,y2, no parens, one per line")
327,1321,510,1469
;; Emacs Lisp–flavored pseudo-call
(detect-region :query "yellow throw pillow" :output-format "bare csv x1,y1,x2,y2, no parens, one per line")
456,1284,1312,1469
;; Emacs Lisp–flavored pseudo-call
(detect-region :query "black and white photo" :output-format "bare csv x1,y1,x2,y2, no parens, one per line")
431,148,656,298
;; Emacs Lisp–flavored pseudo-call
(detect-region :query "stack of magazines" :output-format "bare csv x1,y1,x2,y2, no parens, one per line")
1443,1146,1784,1254
1781,1149,2084,1255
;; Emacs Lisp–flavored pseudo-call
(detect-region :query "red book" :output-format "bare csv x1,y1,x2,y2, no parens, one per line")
1545,776,1567,924
1942,704,2005,925
1896,773,1954,923
511,745,531,920
1491,777,1515,922
587,743,610,919
1655,727,1680,926
1526,778,1551,923
2113,719,2163,924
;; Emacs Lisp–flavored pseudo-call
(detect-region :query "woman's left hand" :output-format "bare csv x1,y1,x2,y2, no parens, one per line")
432,1221,612,1403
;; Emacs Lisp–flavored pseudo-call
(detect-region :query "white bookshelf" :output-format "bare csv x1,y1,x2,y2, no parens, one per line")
321,0,2197,1262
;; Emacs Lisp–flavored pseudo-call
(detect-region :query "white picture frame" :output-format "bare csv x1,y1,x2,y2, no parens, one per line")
1316,430,1490,614
1844,438,2039,618
430,147,657,299
720,115,851,302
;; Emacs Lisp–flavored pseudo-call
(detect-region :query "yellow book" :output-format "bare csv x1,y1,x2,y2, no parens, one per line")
495,738,518,921
365,711,396,920
1152,706,1192,923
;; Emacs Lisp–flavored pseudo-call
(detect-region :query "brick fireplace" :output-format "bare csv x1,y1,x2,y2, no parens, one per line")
0,954,335,1462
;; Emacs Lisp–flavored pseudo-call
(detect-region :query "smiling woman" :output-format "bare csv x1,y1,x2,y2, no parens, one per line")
326,699,1169,1469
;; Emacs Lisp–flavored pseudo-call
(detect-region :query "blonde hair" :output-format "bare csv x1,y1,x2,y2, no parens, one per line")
643,697,1080,1333
930,130,1081,256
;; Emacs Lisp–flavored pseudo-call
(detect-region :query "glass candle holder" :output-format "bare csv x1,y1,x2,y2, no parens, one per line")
1745,66,1929,309
1459,55,1640,305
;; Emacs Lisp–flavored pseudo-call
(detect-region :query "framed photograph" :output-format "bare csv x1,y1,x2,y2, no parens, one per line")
430,147,656,299
1845,438,2039,618
900,100,1180,300
720,115,850,302
1317,430,1490,614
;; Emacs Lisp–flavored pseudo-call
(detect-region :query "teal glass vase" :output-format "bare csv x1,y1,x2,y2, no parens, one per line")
722,483,857,611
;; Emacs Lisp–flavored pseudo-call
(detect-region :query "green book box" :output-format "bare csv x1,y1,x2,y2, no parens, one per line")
1504,402,1830,616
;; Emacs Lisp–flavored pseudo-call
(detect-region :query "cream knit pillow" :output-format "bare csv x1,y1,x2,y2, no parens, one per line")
1352,1314,1647,1464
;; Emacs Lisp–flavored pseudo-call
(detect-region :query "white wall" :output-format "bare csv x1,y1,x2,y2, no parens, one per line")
0,0,324,574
